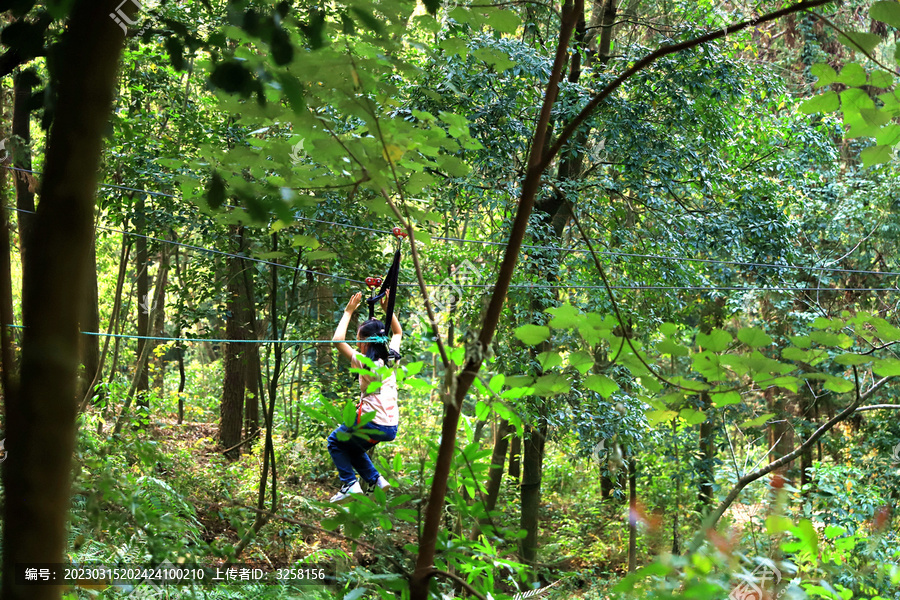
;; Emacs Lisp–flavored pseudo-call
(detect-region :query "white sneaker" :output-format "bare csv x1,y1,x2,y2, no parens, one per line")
330,480,363,503
362,475,391,494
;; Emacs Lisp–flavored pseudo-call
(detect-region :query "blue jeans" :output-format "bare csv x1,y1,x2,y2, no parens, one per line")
327,422,397,485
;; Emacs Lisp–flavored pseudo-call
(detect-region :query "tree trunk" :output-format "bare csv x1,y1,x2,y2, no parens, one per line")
472,419,511,539
2,3,129,598
671,418,680,554
519,420,548,565
220,225,247,460
177,349,186,424
152,248,168,391
79,232,130,413
628,455,637,572
697,391,715,509
12,69,37,269
767,387,795,480
111,257,168,434
79,239,100,399
240,252,260,440
0,82,16,422
135,195,149,409
508,433,521,479
314,260,334,371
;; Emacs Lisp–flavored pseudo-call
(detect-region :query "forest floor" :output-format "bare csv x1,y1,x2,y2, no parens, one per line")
136,417,601,597
144,419,423,572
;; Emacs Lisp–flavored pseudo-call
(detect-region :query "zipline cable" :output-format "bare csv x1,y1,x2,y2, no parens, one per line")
7,204,899,292
4,165,899,290
3,324,341,344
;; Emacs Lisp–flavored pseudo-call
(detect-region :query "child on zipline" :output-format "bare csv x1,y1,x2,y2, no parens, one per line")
328,290,402,503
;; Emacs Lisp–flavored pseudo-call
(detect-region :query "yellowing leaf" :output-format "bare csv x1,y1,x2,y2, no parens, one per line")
382,144,404,163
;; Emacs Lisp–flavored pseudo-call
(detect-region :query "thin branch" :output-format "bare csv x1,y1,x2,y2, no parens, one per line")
429,568,489,600
219,430,260,454
343,45,451,370
232,503,409,576
378,188,450,370
854,403,900,412
567,200,716,394
806,11,900,77
543,0,838,171
686,374,893,553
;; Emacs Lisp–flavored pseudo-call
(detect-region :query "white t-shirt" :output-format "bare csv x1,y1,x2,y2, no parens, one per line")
351,352,399,427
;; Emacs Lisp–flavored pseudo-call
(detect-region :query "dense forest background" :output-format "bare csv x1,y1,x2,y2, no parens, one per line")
0,0,899,598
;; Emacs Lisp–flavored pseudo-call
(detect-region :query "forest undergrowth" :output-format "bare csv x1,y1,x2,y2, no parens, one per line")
46,357,900,600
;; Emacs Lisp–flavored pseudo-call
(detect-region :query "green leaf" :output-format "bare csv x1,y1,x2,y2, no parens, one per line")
532,374,571,397
568,351,594,374
737,327,772,348
869,316,900,341
712,391,742,407
696,328,732,352
505,375,534,388
343,589,368,600
514,324,550,346
742,413,774,428
836,63,866,86
405,361,424,378
270,26,294,66
823,376,854,394
860,107,892,127
488,374,505,394
871,1,900,28
766,515,793,534
471,46,515,72
305,249,337,260
870,69,895,88
790,335,811,349
823,524,847,539
585,374,619,398
679,408,706,425
800,91,839,114
810,63,837,88
657,338,689,356
440,37,467,57
206,171,225,210
659,322,678,337
475,401,490,420
277,74,305,115
833,353,870,366
873,357,900,377
809,331,852,348
342,401,357,426
876,124,900,146
646,409,678,426
782,346,828,366
842,88,875,111
838,31,883,55
486,8,521,34
547,303,582,329
537,351,562,370
861,145,893,167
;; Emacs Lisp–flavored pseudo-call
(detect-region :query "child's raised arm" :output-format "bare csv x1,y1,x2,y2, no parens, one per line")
333,292,362,361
